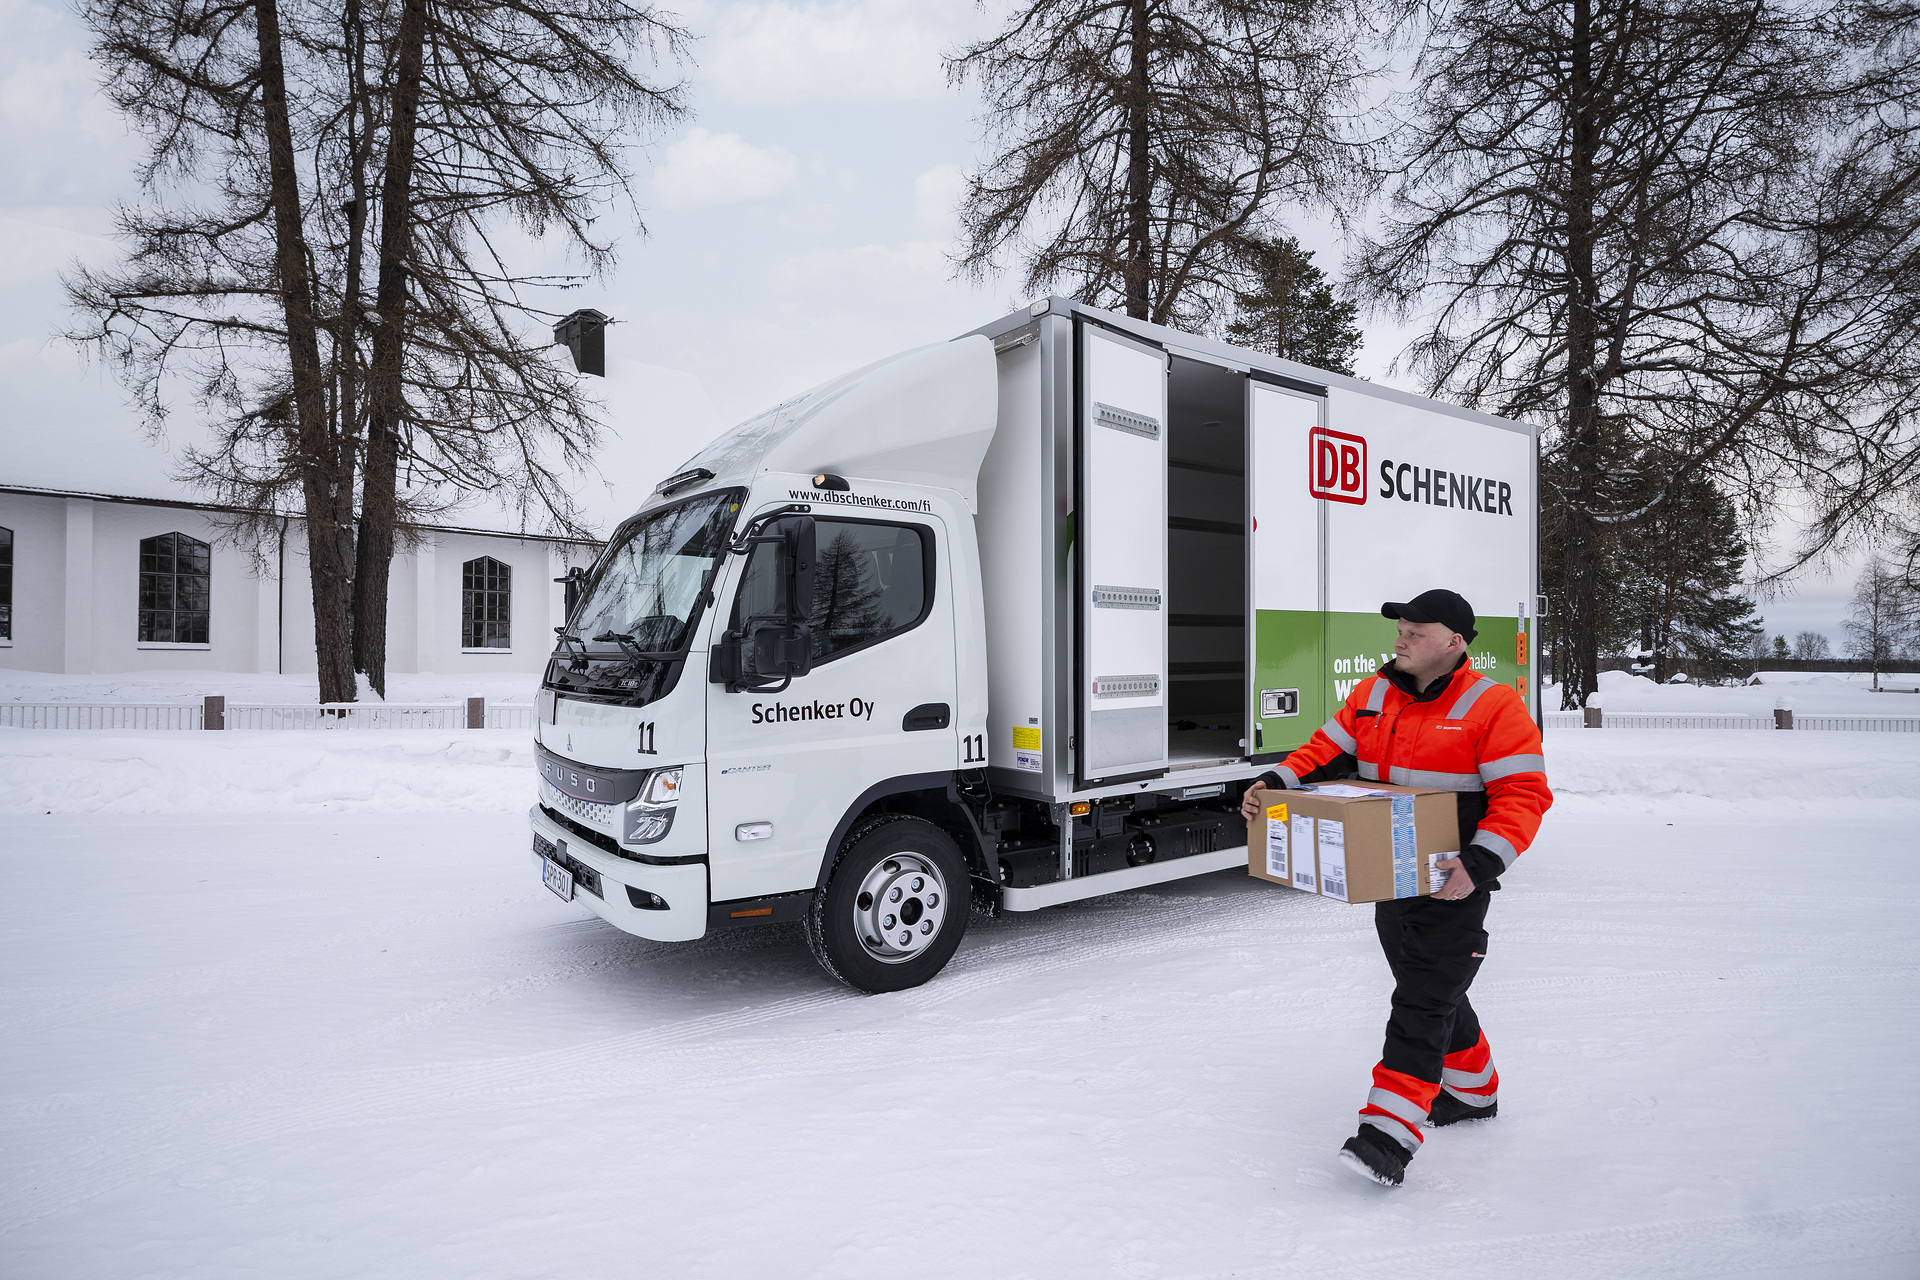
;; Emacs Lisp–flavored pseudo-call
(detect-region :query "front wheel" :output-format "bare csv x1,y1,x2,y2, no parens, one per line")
805,815,970,993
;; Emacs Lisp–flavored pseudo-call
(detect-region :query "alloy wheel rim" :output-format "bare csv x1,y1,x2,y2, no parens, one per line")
851,853,948,964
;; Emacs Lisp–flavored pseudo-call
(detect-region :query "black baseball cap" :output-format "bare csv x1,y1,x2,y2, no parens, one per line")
1383,589,1477,642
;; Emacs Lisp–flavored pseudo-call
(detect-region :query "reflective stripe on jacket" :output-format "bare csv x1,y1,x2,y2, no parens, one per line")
1273,660,1552,876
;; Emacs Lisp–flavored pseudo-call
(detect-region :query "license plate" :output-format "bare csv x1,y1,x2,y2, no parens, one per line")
542,855,574,902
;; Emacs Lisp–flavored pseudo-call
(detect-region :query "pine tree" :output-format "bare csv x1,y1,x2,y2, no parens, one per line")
1224,234,1361,374
1611,472,1763,684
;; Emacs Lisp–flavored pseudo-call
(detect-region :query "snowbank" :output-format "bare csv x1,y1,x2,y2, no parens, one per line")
1547,667,1920,713
0,729,536,815
1543,727,1920,809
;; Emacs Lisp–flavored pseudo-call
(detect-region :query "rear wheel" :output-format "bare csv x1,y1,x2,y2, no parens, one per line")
805,815,970,993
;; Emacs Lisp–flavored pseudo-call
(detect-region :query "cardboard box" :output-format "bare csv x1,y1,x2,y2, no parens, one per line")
1246,781,1459,904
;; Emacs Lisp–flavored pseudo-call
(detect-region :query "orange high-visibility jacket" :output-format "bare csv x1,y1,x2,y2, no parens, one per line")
1270,661,1551,880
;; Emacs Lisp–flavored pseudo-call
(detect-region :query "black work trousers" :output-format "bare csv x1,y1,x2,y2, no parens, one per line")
1374,888,1491,1084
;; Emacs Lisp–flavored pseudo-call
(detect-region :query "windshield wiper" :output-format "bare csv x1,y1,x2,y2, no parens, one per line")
553,629,591,673
592,631,685,663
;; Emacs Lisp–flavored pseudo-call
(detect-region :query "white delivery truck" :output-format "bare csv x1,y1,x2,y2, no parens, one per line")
530,297,1540,992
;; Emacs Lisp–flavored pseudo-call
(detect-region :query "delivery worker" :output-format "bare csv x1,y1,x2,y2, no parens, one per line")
1240,589,1551,1187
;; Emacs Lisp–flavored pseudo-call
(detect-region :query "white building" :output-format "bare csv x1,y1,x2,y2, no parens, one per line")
0,484,599,677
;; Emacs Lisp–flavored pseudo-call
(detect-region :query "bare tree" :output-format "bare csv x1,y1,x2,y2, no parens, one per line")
66,0,688,701
1353,0,1920,710
1792,631,1832,660
67,0,367,700
348,0,690,694
945,0,1377,332
1844,556,1918,689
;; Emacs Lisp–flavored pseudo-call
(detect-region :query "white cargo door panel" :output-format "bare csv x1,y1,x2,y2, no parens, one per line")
1079,325,1169,782
1248,382,1322,614
1246,380,1328,752
1322,388,1532,615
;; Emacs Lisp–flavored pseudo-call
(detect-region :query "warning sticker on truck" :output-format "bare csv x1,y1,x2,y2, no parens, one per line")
1012,724,1042,772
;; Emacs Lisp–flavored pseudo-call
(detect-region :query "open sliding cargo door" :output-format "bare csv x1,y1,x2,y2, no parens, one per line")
1247,375,1327,761
1076,323,1169,786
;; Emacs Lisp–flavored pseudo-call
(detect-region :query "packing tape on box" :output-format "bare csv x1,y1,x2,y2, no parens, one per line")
1390,794,1418,898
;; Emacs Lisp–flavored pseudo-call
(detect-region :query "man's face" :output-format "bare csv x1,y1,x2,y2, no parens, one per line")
1394,619,1462,672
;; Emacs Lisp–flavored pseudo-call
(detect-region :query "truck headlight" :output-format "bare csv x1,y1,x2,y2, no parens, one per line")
643,767,683,805
624,805,674,844
624,766,683,844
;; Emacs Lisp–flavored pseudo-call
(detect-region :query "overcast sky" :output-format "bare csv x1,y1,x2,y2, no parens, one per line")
0,0,1861,640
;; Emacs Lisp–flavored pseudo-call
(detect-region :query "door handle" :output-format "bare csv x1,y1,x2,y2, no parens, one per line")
902,703,951,731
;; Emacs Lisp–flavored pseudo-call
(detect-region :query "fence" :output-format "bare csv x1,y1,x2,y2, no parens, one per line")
1543,709,1920,732
0,703,205,730
0,696,534,731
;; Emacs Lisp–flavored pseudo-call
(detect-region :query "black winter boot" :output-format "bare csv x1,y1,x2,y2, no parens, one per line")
1338,1124,1409,1186
1428,1089,1498,1127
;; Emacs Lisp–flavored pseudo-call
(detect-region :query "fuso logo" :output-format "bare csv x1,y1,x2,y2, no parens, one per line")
1308,427,1368,505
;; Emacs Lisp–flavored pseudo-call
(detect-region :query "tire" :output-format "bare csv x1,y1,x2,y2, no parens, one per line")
805,814,971,993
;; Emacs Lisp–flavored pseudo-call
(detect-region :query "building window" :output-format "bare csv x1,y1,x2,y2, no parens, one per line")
463,556,512,649
0,525,11,642
139,532,211,644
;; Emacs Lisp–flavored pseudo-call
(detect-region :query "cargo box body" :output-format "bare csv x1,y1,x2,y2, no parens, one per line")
969,300,1541,807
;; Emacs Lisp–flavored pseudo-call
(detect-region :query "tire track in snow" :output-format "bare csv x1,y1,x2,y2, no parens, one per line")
0,878,1273,1231
5,872,1909,1237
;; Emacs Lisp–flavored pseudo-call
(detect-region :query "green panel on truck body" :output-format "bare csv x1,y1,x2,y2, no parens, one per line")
1253,610,1531,759
1249,609,1324,755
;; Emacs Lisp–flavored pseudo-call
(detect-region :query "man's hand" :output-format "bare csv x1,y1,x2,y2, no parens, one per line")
1239,783,1268,822
1432,856,1476,901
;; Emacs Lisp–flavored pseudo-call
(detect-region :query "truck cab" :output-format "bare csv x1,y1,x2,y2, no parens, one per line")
529,298,1540,992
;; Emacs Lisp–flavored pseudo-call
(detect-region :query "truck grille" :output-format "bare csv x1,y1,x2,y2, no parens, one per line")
541,780,618,832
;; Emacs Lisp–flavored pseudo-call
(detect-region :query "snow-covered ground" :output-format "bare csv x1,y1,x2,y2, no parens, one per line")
2,728,1916,1278
1550,667,1920,711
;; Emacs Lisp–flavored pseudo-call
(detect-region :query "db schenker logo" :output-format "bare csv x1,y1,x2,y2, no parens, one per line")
1308,427,1367,505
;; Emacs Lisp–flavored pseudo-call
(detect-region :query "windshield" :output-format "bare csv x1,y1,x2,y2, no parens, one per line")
570,489,742,652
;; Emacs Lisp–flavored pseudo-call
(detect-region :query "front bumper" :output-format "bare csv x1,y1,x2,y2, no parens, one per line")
527,804,708,941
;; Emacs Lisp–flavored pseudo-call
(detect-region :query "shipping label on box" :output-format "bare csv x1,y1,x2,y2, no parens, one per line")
1248,801,1315,890
1317,818,1348,902
1263,802,1290,879
1290,813,1316,892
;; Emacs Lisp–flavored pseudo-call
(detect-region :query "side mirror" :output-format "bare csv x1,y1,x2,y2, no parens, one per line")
777,516,815,622
553,564,590,618
714,513,815,691
750,621,812,679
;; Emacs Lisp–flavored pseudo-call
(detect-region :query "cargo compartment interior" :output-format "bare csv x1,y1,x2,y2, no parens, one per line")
1165,356,1247,769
